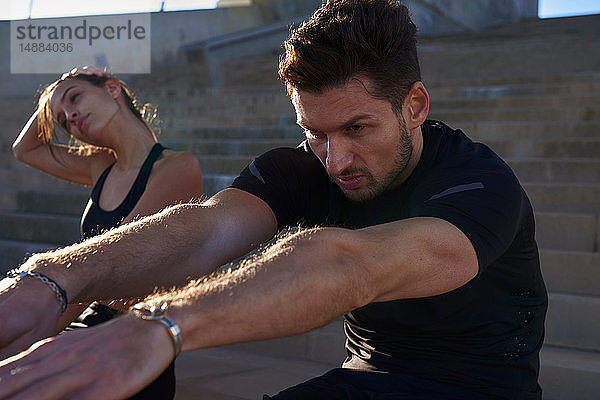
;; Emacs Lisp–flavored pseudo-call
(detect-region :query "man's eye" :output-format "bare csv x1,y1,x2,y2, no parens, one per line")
348,125,364,133
70,93,79,103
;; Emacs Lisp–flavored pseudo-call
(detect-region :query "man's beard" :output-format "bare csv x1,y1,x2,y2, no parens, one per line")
335,123,413,203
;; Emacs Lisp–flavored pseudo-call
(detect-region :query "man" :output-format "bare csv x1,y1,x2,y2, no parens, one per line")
0,1,547,399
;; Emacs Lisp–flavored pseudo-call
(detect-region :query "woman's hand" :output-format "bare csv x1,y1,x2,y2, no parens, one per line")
60,65,109,81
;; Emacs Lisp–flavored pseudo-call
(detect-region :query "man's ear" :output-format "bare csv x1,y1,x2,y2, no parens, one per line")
104,78,122,100
402,81,429,129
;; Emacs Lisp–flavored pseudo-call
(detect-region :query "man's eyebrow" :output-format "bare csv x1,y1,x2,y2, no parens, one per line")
339,114,375,129
298,114,375,132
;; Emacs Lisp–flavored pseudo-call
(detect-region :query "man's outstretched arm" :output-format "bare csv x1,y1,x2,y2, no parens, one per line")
0,188,278,359
0,215,478,400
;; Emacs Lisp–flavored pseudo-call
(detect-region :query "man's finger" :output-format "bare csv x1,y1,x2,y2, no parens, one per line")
0,363,92,400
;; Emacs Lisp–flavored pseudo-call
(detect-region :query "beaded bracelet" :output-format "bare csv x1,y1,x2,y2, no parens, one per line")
6,269,68,313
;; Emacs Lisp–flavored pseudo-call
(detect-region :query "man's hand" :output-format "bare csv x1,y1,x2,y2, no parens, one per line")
0,313,174,400
0,277,62,360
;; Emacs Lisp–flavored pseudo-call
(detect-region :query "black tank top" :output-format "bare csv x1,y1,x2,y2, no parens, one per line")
81,143,166,238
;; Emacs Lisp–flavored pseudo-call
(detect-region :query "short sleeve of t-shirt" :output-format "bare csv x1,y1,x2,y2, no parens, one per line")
410,170,525,273
230,144,331,230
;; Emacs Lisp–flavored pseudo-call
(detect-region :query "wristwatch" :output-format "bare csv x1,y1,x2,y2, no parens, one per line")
131,302,182,357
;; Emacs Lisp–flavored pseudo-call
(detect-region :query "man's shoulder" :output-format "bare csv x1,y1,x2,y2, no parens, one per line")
253,140,325,176
423,120,516,177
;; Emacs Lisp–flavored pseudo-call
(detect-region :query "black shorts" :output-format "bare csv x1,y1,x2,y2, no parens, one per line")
263,368,427,400
262,367,508,400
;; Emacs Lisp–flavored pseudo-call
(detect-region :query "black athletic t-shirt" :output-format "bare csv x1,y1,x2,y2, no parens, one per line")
231,120,547,399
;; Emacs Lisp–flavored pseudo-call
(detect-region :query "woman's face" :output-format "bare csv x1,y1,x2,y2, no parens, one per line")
49,78,120,146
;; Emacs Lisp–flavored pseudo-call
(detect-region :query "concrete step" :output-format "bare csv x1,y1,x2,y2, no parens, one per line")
524,183,600,213
174,346,334,400
153,97,295,117
536,212,599,253
203,174,236,196
485,138,600,159
0,186,88,216
0,239,58,274
430,105,600,124
227,319,346,367
0,211,80,245
540,250,600,297
456,121,600,140
0,167,87,190
162,126,304,140
197,155,252,175
430,94,600,110
164,138,301,157
507,158,600,184
539,345,600,400
419,17,600,83
426,78,600,101
164,114,285,130
545,293,600,352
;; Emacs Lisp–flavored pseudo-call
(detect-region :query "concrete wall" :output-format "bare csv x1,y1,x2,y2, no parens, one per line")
0,6,268,97
409,0,538,32
0,0,539,96
251,0,539,35
252,0,322,21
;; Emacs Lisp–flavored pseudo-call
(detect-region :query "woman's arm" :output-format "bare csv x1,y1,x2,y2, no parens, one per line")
13,108,115,186
122,151,203,225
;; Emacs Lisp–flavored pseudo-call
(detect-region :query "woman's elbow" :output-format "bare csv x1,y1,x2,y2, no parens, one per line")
12,142,26,162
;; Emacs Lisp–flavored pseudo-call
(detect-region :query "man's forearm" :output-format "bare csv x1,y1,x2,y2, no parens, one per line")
143,227,369,351
138,217,479,352
24,203,228,303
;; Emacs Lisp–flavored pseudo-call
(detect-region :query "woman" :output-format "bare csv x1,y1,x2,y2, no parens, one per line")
12,66,203,399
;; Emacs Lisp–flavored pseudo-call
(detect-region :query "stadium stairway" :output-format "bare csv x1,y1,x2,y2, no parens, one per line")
0,14,598,400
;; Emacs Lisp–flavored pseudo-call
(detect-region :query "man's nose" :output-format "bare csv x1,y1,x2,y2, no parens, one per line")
326,137,353,176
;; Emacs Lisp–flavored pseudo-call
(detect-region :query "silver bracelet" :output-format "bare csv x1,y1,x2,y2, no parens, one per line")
131,302,182,357
6,269,68,313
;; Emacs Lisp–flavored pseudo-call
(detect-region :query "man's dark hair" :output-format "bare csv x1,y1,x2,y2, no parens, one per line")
279,0,421,114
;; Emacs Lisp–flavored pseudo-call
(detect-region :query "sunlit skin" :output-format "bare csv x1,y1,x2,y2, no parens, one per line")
291,78,429,202
49,79,122,149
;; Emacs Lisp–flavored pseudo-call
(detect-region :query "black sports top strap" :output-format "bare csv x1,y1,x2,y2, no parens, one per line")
80,143,166,238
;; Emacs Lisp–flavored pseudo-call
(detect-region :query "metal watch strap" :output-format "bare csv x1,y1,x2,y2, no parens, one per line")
132,302,182,357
